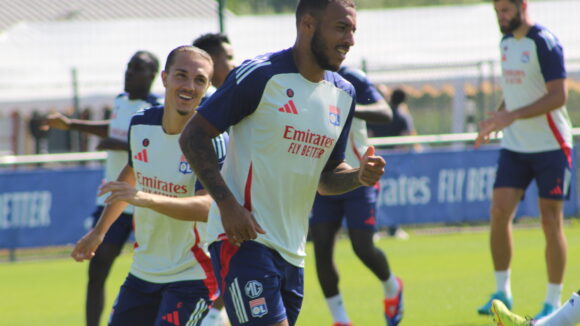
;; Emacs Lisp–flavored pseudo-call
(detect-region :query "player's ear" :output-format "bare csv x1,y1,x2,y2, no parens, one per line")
161,70,168,87
299,12,317,35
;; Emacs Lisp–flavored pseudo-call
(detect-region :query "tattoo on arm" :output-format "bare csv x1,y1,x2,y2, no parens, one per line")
179,122,233,203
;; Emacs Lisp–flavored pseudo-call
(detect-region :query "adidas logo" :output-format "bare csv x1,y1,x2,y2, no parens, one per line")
161,311,180,326
278,100,298,115
133,149,148,162
550,185,563,195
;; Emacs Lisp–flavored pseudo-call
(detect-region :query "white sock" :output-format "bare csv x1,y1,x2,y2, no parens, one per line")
382,274,400,299
536,293,580,326
545,283,563,308
325,294,350,324
200,307,223,326
494,270,512,297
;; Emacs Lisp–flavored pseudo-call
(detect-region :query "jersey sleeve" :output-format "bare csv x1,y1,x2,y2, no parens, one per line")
535,29,566,82
328,97,356,162
196,60,270,133
194,132,229,192
340,67,383,105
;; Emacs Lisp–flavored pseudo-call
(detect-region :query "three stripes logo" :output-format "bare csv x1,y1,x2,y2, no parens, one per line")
278,100,299,115
161,311,180,326
133,149,148,163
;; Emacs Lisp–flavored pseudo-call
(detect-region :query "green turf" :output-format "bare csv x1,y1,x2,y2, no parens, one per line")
2,222,580,326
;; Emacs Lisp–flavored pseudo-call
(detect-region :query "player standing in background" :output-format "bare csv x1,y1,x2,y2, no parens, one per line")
475,0,571,319
193,32,237,326
47,50,160,326
71,46,226,326
180,1,386,325
193,33,236,91
309,66,404,326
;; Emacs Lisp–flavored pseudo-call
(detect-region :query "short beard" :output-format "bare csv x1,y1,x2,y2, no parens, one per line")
500,10,522,34
311,26,339,72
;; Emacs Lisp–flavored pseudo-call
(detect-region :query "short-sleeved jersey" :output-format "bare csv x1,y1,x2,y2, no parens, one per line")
499,24,571,154
97,93,161,213
338,66,384,167
197,48,356,267
127,106,227,284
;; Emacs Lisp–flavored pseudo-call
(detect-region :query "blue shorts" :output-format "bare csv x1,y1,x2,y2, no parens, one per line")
494,149,572,200
109,273,213,326
310,186,378,230
92,206,133,245
209,240,304,326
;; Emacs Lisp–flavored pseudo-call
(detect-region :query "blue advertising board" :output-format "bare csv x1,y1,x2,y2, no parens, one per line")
0,147,577,249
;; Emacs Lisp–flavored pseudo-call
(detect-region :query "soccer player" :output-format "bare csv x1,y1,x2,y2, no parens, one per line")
492,295,580,326
46,50,160,326
475,0,571,319
193,32,237,326
309,66,403,326
179,1,386,325
71,46,226,326
193,33,236,89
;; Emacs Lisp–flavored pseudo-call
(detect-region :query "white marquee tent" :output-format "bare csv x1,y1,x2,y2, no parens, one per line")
0,0,579,113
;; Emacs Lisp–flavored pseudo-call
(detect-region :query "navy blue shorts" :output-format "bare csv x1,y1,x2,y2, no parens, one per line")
209,240,304,326
109,273,213,326
92,206,133,245
310,186,378,230
494,149,572,200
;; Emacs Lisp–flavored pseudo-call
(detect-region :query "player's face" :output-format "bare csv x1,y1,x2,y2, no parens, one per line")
310,1,356,71
124,54,156,96
162,51,212,117
494,0,523,34
211,42,235,88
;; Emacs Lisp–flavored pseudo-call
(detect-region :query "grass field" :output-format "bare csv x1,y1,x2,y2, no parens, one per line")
3,222,580,326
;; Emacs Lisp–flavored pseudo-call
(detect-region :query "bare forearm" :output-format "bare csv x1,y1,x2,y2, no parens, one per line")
318,163,362,196
510,91,567,120
353,101,392,124
93,201,128,236
68,120,109,138
142,193,212,222
98,138,129,151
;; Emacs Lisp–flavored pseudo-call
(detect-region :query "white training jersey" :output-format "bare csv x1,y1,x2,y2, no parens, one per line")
499,24,571,155
338,66,385,167
127,106,227,284
96,93,161,214
198,48,356,267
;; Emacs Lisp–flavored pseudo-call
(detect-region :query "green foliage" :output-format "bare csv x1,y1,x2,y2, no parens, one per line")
3,222,580,325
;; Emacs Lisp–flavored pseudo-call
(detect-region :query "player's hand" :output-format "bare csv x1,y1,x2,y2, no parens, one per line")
474,111,514,149
46,112,71,130
358,146,386,186
99,181,149,207
71,230,103,262
219,198,266,246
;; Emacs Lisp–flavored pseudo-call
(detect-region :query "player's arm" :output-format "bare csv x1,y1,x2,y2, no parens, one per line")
353,98,393,123
70,164,134,262
318,146,385,196
179,114,265,244
46,112,110,138
99,182,212,222
96,138,130,151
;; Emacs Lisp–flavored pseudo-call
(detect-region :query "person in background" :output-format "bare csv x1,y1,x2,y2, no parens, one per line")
47,50,161,326
475,0,571,319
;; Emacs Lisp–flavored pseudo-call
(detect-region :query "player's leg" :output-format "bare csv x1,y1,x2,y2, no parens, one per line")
155,279,214,326
479,150,530,315
344,186,402,326
108,274,161,326
209,240,301,326
533,149,571,319
309,194,351,325
535,291,580,326
86,208,133,326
